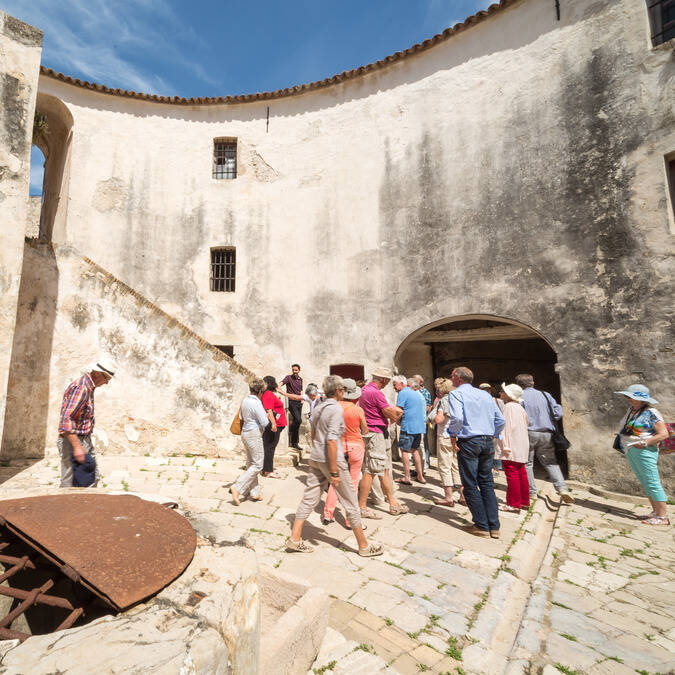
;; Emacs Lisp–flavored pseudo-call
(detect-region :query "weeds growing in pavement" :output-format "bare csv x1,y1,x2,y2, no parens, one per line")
313,660,336,674
445,636,463,661
353,644,373,653
554,665,579,675
560,633,577,642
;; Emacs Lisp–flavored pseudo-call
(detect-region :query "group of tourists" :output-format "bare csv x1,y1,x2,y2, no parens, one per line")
56,356,671,553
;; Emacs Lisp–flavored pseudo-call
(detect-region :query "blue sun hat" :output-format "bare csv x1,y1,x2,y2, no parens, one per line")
613,384,658,405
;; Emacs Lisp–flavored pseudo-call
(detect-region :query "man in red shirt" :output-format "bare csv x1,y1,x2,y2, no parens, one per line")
58,357,115,487
357,367,409,518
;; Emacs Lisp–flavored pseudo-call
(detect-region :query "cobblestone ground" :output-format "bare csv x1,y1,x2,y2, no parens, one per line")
1,453,673,675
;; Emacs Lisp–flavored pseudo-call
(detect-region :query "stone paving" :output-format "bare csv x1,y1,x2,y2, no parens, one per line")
0,452,673,674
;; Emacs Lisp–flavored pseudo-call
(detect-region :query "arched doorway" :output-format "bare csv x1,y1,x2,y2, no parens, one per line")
395,314,560,398
394,314,566,477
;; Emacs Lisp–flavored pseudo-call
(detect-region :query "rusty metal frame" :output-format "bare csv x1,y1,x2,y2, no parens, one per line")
0,538,83,643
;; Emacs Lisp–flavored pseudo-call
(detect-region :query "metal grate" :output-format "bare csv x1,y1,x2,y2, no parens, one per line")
0,539,84,642
647,0,675,45
213,140,237,179
210,248,236,292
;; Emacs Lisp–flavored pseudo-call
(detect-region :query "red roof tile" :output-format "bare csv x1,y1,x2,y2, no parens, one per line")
39,1,517,105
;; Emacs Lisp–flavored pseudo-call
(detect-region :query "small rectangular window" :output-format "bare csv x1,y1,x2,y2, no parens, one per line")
213,138,237,179
210,248,236,292
667,156,675,227
647,0,675,46
214,345,234,358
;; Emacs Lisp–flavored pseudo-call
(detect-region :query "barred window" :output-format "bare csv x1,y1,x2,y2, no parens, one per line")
210,248,236,292
213,138,237,179
647,0,675,46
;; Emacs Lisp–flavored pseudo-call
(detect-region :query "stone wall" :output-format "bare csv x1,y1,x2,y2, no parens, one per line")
7,0,675,493
0,13,42,452
1,239,254,459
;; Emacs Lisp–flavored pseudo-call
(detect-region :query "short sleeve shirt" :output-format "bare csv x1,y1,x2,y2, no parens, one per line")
261,391,287,427
620,406,664,440
340,401,366,444
281,374,303,396
397,388,427,435
358,382,391,432
310,399,347,467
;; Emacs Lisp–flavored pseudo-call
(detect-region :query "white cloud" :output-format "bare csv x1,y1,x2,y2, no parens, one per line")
1,0,220,94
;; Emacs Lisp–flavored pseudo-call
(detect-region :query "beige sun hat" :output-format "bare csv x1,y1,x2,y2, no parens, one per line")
501,382,523,402
479,383,492,391
342,378,362,400
372,366,392,380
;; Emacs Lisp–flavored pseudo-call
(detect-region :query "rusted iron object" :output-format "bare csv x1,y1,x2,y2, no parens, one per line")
0,494,196,611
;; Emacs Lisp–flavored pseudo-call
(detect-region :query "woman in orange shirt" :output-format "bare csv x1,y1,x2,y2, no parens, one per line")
323,378,368,526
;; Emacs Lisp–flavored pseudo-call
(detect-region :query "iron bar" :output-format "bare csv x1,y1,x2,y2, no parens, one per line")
0,553,36,569
0,556,35,584
0,583,75,610
0,580,54,628
0,626,30,642
55,607,84,632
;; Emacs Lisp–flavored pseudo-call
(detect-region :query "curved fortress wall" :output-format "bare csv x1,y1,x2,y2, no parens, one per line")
28,0,675,491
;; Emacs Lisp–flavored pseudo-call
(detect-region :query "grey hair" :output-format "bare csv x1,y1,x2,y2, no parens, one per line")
392,374,407,386
515,374,534,389
452,367,474,383
248,378,266,395
305,384,319,396
322,375,344,398
407,378,420,390
414,374,424,384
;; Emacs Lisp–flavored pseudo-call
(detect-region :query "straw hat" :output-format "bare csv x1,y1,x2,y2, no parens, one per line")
372,366,392,380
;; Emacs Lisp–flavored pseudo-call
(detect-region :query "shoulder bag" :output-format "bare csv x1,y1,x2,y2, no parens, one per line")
229,405,242,436
659,422,675,455
545,394,571,452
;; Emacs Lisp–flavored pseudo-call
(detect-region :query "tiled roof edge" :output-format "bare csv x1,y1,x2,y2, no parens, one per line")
39,1,517,106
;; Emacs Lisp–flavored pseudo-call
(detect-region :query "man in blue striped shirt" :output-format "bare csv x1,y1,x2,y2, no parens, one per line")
446,367,505,538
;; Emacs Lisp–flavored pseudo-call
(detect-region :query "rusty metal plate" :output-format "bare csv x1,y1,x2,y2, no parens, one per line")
0,494,196,611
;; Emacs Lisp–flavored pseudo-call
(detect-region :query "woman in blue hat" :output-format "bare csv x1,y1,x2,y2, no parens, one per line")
614,384,669,525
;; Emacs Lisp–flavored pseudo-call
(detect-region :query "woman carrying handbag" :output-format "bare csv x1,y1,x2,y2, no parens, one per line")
614,384,670,526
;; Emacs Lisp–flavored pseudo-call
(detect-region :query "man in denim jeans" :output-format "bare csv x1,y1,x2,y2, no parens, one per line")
446,367,506,538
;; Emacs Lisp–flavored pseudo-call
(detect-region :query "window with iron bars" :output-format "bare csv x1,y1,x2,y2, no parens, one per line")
213,139,237,179
210,248,236,292
647,0,675,46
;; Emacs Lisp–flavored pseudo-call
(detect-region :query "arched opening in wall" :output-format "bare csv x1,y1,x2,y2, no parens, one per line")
395,314,567,477
31,94,74,242
28,145,45,237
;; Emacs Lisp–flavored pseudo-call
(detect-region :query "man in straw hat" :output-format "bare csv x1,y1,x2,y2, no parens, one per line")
58,357,116,487
357,367,409,518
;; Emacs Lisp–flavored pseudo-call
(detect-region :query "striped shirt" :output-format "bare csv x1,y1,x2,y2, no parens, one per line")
58,374,96,435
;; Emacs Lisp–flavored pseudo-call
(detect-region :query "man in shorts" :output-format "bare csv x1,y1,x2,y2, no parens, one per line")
394,376,427,485
357,367,409,518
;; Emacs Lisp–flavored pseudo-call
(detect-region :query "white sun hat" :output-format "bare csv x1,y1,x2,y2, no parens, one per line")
501,382,523,402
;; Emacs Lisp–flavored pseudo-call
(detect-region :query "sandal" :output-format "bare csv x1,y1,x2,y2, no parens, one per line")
358,543,383,557
267,471,283,479
360,507,383,520
499,504,519,512
416,477,427,484
395,478,413,486
389,504,409,515
642,516,670,526
637,512,656,520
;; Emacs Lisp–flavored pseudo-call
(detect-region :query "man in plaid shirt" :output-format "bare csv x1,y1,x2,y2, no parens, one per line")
58,357,116,487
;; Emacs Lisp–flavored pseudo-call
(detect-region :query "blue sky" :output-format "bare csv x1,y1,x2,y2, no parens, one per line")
7,0,493,194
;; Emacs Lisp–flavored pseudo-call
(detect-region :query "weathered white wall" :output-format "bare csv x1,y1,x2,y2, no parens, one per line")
8,0,674,492
2,240,253,459
0,12,42,451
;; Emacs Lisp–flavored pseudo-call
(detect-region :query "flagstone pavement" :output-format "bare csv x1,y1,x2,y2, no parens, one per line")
1,452,673,675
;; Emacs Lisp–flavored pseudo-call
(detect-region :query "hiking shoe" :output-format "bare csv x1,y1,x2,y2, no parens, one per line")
358,543,383,557
560,492,575,504
490,529,501,539
463,525,490,538
322,516,335,526
285,537,314,553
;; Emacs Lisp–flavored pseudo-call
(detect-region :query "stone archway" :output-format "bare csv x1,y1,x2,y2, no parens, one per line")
394,313,567,477
32,93,73,242
395,314,561,400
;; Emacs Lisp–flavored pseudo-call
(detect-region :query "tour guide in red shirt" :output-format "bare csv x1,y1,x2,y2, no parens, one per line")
58,357,116,487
